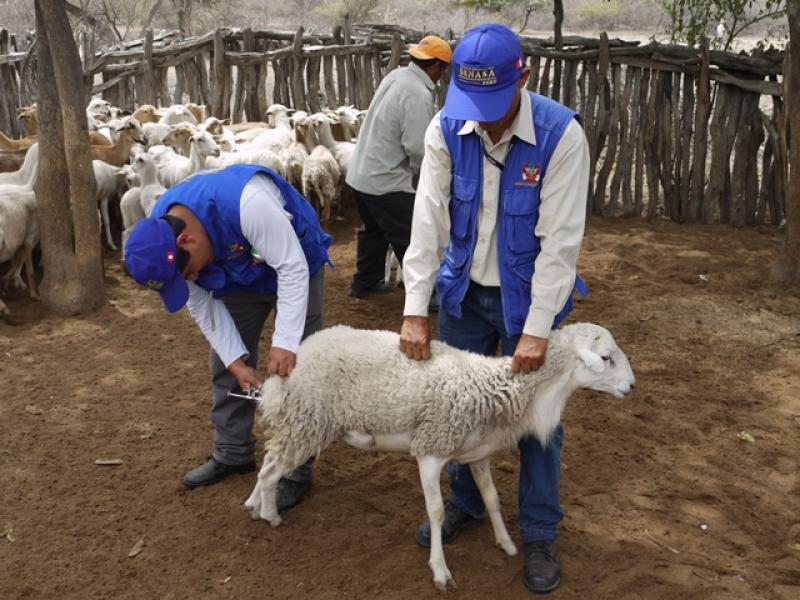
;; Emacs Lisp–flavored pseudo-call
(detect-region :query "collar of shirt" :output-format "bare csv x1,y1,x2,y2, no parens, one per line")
456,89,536,149
407,61,436,92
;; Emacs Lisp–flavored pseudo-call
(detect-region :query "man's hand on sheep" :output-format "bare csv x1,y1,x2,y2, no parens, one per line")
399,316,432,361
228,357,263,390
268,347,297,377
512,334,549,374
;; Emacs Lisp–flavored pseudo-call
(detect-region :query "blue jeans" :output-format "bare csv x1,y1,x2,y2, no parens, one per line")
439,281,564,543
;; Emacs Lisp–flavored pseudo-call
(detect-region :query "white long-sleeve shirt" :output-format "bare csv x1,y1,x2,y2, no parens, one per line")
185,174,310,367
403,91,590,338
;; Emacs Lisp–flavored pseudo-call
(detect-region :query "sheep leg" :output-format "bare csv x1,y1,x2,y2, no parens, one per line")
417,455,456,591
100,196,118,250
2,246,27,290
383,249,393,285
22,243,38,300
468,459,517,556
247,454,284,526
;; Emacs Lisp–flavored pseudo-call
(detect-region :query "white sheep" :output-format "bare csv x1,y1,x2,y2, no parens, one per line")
310,112,354,181
244,323,635,590
207,146,285,178
158,104,198,126
0,190,38,317
0,142,39,193
141,122,173,150
301,145,340,226
93,160,130,250
277,141,308,191
334,105,361,141
86,98,112,129
158,130,221,189
120,153,165,250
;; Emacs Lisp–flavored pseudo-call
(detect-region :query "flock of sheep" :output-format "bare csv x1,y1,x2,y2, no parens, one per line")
0,96,366,317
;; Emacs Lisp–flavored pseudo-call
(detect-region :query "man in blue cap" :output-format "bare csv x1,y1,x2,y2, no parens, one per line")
399,23,590,593
125,164,331,511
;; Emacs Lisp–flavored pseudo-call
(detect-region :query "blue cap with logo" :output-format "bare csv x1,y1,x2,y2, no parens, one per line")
445,23,526,122
124,218,189,313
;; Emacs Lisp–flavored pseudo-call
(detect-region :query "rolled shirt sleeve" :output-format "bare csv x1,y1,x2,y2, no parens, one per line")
524,119,589,338
403,113,452,317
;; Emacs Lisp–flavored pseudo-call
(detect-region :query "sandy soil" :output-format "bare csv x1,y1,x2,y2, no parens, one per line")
1,215,799,599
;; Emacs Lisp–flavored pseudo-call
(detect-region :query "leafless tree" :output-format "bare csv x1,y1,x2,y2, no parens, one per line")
34,0,104,316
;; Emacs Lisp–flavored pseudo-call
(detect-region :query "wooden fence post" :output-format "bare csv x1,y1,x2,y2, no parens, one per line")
291,27,307,112
688,37,710,222
212,29,226,118
143,29,157,106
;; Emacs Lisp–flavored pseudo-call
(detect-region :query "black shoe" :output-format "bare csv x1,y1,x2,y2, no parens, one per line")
183,457,255,488
349,281,394,299
522,540,561,594
414,501,484,548
276,478,311,512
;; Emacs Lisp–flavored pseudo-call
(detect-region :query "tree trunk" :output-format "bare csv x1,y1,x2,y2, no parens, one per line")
34,0,104,316
775,1,800,284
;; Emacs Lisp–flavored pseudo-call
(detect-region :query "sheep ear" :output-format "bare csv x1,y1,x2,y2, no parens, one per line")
577,347,605,373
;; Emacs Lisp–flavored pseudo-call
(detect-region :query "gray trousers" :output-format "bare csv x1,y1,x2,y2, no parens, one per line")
209,268,325,481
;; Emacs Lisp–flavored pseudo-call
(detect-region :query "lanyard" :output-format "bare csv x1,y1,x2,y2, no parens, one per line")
482,139,514,171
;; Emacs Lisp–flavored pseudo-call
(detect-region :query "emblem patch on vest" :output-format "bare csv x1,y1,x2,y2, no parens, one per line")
458,65,497,86
515,162,541,187
228,243,244,254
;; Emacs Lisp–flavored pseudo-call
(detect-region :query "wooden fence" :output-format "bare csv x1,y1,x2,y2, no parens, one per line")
0,23,789,227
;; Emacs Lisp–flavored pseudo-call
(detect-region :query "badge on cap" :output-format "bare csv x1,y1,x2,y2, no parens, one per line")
166,251,175,264
145,279,164,290
458,65,497,86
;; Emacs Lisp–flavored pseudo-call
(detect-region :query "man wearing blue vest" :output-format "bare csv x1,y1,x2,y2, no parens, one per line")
124,164,331,511
399,24,590,594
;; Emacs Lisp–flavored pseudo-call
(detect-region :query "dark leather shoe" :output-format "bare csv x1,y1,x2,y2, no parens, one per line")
349,281,394,299
276,478,311,512
183,457,255,488
522,540,561,594
414,501,484,548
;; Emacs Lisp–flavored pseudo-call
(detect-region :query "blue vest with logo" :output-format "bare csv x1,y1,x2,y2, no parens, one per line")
437,91,587,335
151,164,332,298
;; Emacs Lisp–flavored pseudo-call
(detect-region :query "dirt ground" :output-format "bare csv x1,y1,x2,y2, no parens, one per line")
1,215,799,600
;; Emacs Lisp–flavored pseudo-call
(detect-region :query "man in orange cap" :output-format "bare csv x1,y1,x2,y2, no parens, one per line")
346,35,452,299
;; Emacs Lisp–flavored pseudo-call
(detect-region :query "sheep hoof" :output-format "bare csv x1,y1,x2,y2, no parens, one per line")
268,516,282,528
433,575,456,591
498,540,518,556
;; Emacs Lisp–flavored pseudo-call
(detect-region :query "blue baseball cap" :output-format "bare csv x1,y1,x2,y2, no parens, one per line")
446,23,526,122
124,218,189,313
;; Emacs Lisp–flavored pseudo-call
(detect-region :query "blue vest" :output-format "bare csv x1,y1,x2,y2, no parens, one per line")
437,91,587,335
151,164,332,298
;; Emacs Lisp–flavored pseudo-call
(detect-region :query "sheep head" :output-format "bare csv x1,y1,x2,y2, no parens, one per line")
132,104,160,124
132,153,158,180
87,98,112,121
562,323,635,399
164,123,196,150
115,118,144,144
190,131,221,157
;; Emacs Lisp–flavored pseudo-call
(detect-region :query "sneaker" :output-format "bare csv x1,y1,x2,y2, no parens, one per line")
522,540,561,594
349,281,394,299
414,501,484,548
183,456,255,488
